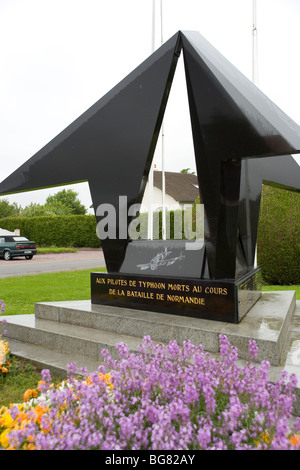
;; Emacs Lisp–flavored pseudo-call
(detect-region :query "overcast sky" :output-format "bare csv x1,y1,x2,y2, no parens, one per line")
0,0,299,212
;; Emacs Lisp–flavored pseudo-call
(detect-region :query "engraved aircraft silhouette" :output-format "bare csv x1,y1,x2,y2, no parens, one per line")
137,248,185,271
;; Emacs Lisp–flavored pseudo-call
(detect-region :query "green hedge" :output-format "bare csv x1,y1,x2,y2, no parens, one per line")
257,185,300,285
0,215,101,248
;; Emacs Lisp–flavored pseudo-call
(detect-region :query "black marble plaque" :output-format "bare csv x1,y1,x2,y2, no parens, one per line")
91,269,260,323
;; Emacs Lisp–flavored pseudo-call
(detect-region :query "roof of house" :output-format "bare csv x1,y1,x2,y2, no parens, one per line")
153,171,199,202
0,228,15,236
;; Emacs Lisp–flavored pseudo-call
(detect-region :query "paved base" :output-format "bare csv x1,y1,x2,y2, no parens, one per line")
2,290,300,415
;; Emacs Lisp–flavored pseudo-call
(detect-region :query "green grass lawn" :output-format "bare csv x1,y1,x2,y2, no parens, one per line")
0,356,61,407
37,246,78,253
0,268,298,316
262,284,300,300
0,268,106,316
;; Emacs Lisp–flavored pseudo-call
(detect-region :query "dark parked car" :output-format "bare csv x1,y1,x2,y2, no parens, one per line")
0,236,37,260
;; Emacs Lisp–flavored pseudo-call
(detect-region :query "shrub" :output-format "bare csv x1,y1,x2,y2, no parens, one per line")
257,185,300,284
0,215,101,248
0,335,299,450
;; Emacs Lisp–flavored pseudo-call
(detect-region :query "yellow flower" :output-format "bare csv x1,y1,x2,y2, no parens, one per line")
0,429,10,448
254,432,272,447
85,372,113,389
1,412,14,428
0,340,10,372
260,432,270,444
0,339,9,362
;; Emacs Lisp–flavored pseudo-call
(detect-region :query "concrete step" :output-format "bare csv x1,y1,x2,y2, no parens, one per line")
34,291,296,366
5,338,101,378
2,313,146,364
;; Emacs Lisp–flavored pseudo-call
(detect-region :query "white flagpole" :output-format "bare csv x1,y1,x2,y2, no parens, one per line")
152,0,156,52
148,0,156,240
160,0,166,240
252,0,258,85
252,0,258,267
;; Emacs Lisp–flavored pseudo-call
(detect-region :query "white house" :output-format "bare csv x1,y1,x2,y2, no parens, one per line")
141,171,200,213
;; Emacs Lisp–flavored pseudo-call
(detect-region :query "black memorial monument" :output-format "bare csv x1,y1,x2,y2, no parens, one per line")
1,31,300,323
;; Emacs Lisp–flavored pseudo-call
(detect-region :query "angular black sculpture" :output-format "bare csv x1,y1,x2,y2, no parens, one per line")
1,31,300,323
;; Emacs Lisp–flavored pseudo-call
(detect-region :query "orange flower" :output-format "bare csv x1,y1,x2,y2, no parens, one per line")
40,416,52,434
22,442,36,450
23,389,38,402
37,380,45,391
28,443,36,450
290,434,300,447
86,376,92,386
35,405,49,424
98,373,113,389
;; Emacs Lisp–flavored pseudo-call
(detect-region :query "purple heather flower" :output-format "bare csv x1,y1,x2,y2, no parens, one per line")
248,339,259,360
2,334,299,450
116,341,130,358
41,368,52,384
66,362,78,377
0,300,5,313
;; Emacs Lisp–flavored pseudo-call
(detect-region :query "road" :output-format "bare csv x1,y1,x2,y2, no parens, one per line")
0,249,106,277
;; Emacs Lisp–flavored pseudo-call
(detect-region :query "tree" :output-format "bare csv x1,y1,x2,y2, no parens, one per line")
45,189,87,215
0,199,21,218
20,203,48,217
180,168,195,174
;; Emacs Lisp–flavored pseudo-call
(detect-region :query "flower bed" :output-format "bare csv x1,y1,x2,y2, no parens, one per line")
0,300,9,375
0,334,300,450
